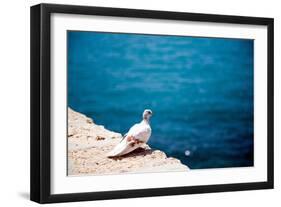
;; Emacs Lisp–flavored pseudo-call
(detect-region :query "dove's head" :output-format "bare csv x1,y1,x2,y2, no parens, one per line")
143,109,153,120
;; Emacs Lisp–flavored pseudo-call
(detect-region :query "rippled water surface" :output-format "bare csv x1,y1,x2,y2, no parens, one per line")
68,31,254,169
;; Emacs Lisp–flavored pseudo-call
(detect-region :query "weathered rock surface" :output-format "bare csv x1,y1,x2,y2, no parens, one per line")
68,108,189,176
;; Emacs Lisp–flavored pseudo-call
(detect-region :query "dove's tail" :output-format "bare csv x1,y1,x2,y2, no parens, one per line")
106,148,121,157
107,138,140,157
107,140,128,157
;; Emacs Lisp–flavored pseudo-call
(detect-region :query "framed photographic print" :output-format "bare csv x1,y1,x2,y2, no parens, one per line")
30,3,274,203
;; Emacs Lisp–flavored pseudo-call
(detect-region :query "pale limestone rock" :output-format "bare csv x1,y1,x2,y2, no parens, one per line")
68,108,189,176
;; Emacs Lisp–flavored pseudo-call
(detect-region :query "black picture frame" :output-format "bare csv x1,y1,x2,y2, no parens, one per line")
30,3,274,204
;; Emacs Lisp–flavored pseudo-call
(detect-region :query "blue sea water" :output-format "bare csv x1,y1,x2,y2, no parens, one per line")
68,31,254,169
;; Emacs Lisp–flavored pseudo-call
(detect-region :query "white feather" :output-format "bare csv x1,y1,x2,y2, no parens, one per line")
107,120,151,157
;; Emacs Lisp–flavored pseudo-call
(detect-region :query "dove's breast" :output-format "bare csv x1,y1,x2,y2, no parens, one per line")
136,125,151,143
127,122,151,143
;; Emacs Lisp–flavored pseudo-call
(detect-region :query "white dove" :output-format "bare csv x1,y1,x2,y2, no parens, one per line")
107,109,153,157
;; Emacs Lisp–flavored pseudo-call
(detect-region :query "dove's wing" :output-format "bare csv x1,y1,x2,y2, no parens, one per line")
118,123,138,143
126,123,141,136
107,136,139,157
107,122,151,157
127,122,151,142
107,124,141,157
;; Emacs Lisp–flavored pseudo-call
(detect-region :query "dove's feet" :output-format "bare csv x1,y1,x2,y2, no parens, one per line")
127,136,143,147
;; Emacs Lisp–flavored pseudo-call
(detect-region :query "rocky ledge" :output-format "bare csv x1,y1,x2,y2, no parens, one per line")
68,108,189,176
